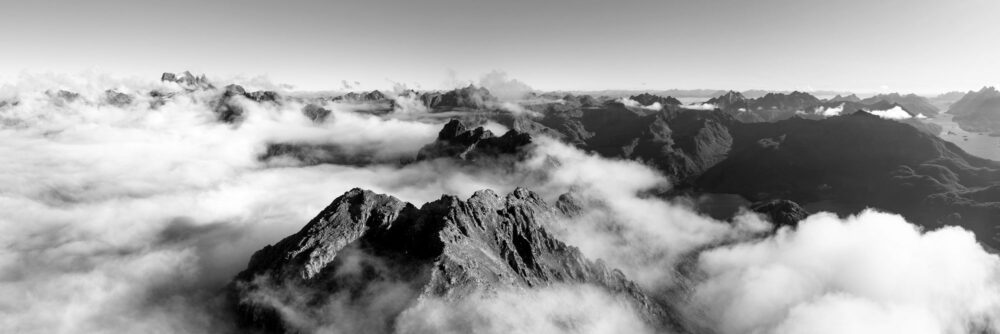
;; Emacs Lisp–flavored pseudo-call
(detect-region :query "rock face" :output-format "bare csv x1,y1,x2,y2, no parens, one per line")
103,90,134,107
521,104,735,182
704,91,748,111
750,199,810,229
629,93,681,107
229,188,680,333
949,86,1000,134
416,119,533,161
301,104,332,122
161,71,214,90
214,84,281,123
333,90,390,103
752,91,821,112
331,90,395,113
420,85,497,110
828,94,861,103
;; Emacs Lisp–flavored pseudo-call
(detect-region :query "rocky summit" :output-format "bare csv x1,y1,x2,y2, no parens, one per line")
228,188,682,333
416,119,533,161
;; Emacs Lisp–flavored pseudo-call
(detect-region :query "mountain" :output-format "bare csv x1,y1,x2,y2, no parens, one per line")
694,111,1000,245
929,91,967,110
696,91,933,123
160,71,214,90
482,104,999,247
420,85,498,110
258,119,532,167
228,188,682,333
333,90,389,103
860,93,939,116
704,90,748,111
523,103,734,181
743,91,822,121
629,93,681,107
701,91,826,122
948,87,1000,134
103,90,134,107
828,94,861,103
750,199,810,230
416,119,532,161
301,104,332,122
214,84,281,123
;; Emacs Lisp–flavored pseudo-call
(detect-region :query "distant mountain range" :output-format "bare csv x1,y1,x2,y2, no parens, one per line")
696,90,938,122
948,87,1000,134
16,71,992,249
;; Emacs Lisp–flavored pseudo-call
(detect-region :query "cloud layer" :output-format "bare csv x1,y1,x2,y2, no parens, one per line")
1,73,997,333
686,210,1000,334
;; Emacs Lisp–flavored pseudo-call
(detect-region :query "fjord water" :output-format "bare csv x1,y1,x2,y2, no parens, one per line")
927,113,1000,161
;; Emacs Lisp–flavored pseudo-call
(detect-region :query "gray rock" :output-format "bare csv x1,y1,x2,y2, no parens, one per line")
229,188,683,333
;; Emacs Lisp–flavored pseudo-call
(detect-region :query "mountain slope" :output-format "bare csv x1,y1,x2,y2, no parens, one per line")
695,111,1000,245
949,86,1000,134
861,93,939,116
229,188,682,333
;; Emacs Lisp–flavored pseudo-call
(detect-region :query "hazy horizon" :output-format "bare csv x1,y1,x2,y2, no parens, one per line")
1,0,998,94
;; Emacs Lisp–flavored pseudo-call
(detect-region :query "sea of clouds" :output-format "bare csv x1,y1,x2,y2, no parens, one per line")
0,73,997,334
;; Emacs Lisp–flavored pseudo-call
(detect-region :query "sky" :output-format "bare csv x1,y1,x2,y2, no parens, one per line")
0,0,998,93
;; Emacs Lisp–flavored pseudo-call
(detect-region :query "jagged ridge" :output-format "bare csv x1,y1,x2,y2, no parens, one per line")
229,188,680,333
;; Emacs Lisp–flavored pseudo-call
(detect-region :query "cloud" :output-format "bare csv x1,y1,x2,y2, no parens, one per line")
477,70,533,101
516,138,762,289
395,285,656,334
0,73,732,332
684,210,1000,334
2,72,998,334
684,103,717,110
618,97,663,111
867,105,913,119
818,103,845,117
238,244,425,334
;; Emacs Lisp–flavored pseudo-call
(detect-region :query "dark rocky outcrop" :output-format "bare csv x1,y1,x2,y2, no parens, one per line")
629,93,681,107
750,199,810,229
731,91,823,122
161,71,214,90
258,143,387,167
213,84,281,123
258,119,532,167
752,91,821,113
301,104,332,122
828,94,861,103
416,119,533,161
329,90,395,114
333,90,390,104
420,85,497,110
229,188,682,333
704,91,748,111
519,105,735,182
103,90,134,107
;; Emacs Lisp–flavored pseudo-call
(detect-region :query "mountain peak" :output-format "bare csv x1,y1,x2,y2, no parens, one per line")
160,71,213,90
229,187,679,332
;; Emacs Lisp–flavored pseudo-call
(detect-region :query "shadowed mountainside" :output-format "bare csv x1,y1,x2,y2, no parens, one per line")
949,87,1000,134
